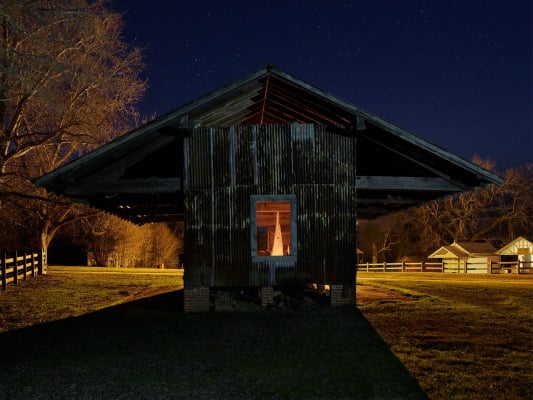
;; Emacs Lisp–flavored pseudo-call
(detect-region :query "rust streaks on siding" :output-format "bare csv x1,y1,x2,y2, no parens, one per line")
184,124,357,288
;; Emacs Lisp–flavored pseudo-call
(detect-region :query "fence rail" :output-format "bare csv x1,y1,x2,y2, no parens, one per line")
1,250,45,290
357,260,532,274
490,260,532,274
357,261,444,273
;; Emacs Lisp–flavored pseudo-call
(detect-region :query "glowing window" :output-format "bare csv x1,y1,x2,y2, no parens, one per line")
250,195,297,262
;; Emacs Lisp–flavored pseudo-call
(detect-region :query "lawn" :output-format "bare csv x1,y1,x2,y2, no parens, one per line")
357,272,533,400
0,268,531,399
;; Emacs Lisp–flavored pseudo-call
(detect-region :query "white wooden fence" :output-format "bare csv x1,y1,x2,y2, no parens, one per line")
1,250,45,290
357,259,532,274
357,261,444,272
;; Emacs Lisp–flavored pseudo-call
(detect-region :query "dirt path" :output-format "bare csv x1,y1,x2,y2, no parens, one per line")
356,283,415,305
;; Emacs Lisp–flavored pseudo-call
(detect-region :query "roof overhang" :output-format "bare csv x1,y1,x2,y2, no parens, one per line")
34,65,503,223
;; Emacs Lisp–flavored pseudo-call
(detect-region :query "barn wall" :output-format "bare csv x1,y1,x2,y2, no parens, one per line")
183,124,357,288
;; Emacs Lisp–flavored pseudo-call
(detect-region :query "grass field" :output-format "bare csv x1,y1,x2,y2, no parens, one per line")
0,268,531,399
357,272,533,400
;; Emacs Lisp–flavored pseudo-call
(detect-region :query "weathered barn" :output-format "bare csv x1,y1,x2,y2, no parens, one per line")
34,65,503,311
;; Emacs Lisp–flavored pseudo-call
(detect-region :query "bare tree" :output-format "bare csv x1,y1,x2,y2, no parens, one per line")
397,162,533,254
359,161,533,260
357,216,401,263
84,213,182,269
149,223,182,268
0,0,146,255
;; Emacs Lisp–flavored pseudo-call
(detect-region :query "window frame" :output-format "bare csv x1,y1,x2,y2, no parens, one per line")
250,194,297,263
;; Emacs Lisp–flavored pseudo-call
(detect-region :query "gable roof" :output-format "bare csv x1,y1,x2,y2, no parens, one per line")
34,65,503,224
429,241,498,259
496,236,533,255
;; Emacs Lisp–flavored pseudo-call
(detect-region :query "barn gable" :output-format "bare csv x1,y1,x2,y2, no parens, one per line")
496,236,533,256
429,241,498,259
34,65,504,309
34,65,502,224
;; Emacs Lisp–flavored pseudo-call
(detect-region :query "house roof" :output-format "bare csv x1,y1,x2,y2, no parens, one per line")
33,65,503,224
496,236,533,255
428,241,498,259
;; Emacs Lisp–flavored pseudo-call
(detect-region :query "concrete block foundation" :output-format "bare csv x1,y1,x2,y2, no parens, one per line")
260,286,274,308
184,286,210,313
330,284,355,306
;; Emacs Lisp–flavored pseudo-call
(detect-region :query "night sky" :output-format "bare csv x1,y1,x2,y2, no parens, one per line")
114,0,532,173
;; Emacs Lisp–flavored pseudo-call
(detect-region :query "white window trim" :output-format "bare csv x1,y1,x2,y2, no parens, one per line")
250,194,297,263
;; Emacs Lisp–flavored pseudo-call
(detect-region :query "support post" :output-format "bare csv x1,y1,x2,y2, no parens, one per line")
260,287,274,308
184,286,210,313
330,284,355,307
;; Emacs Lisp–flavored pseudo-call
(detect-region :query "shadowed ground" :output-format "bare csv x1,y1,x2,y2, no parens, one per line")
0,290,428,399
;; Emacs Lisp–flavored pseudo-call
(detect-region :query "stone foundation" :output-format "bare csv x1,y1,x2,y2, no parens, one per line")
330,284,355,306
184,286,210,313
260,286,274,307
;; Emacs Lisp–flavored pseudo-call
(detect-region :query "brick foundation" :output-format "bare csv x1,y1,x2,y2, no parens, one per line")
330,284,355,306
260,286,274,307
184,286,210,313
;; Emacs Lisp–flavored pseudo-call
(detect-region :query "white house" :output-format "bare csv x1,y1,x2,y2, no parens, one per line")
496,236,533,273
428,241,499,273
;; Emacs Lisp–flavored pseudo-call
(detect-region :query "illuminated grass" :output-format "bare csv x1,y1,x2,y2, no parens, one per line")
0,269,426,400
358,272,533,400
0,266,183,332
1,270,531,399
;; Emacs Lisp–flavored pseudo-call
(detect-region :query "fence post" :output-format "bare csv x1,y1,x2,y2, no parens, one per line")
38,249,47,275
421,261,425,272
13,250,18,286
383,261,387,272
366,262,369,272
1,253,6,290
23,251,27,281
402,261,405,272
31,252,37,277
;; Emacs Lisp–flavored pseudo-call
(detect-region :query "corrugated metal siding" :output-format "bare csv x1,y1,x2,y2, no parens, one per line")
183,124,357,288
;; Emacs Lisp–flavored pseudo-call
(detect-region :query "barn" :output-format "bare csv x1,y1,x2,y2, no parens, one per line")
34,65,502,311
496,236,533,273
428,241,499,273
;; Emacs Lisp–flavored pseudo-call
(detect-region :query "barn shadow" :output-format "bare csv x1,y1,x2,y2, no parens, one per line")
0,289,428,400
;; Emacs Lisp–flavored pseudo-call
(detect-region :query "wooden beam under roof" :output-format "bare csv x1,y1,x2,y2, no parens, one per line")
355,176,464,192
65,178,181,196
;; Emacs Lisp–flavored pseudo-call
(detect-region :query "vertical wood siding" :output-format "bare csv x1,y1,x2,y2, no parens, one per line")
183,124,356,288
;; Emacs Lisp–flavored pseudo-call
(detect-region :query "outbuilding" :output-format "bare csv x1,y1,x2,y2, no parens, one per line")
496,236,533,273
34,65,503,311
428,241,499,273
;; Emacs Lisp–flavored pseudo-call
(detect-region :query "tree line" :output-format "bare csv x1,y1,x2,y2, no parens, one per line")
358,159,533,263
0,0,181,268
0,1,530,268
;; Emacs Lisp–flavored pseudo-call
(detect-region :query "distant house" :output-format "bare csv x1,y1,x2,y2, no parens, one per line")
496,236,533,273
34,65,502,311
428,241,499,273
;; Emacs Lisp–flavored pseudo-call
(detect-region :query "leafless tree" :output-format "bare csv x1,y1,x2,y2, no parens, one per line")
359,161,533,260
0,0,146,254
357,216,401,263
393,161,533,257
84,213,182,268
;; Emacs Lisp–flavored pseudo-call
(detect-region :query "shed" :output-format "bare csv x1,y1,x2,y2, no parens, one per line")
34,65,503,311
428,241,499,273
496,236,533,273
